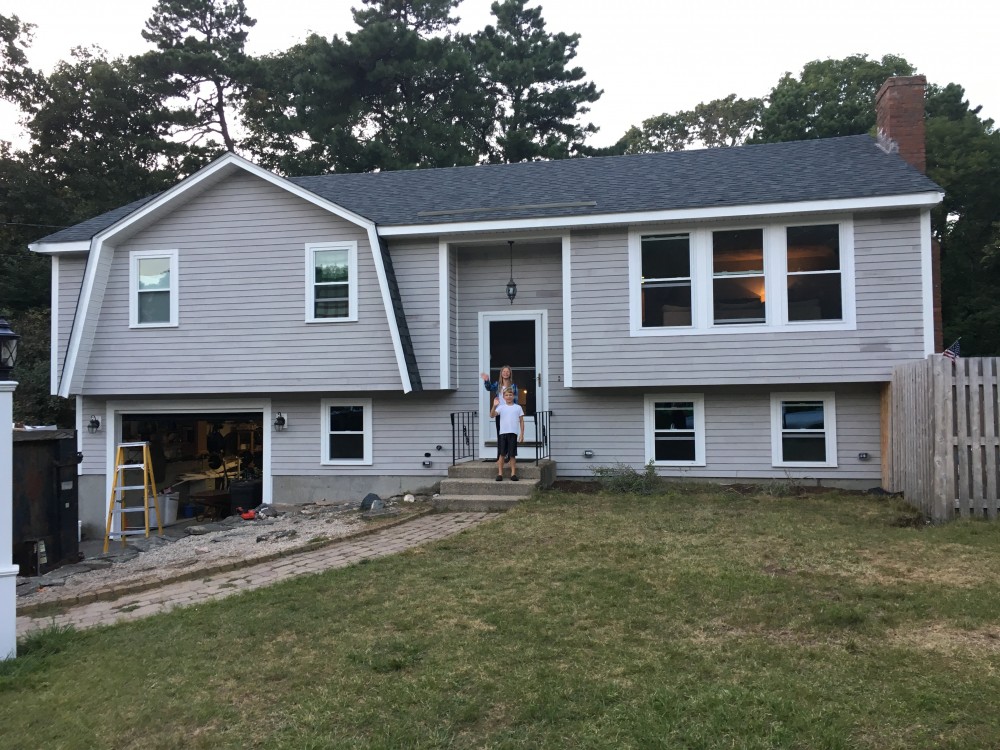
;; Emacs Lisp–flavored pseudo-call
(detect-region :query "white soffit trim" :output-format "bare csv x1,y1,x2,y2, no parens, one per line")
376,192,945,238
29,240,91,255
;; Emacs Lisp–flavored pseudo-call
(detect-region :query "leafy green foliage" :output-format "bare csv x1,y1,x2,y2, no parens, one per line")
591,460,662,494
754,53,916,142
0,306,73,425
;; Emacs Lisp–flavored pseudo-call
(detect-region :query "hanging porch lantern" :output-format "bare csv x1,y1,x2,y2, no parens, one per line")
505,240,517,304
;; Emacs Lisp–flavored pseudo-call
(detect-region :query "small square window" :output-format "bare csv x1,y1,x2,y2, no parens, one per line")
645,394,705,466
770,393,837,467
321,398,372,465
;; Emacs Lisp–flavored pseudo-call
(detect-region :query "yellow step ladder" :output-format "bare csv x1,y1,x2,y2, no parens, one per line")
103,441,163,553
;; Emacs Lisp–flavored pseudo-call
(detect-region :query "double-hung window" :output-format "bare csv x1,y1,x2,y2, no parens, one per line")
321,398,372,465
785,224,842,322
306,242,358,322
644,394,705,466
713,229,765,325
640,234,692,327
129,249,178,327
770,392,837,467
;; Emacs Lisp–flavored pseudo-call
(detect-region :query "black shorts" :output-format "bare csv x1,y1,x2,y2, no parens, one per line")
498,433,518,460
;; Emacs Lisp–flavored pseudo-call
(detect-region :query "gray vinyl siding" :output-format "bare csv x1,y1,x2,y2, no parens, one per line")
569,210,927,386
57,254,87,379
389,238,440,389
550,383,882,482
454,241,564,415
81,173,401,395
78,395,107,476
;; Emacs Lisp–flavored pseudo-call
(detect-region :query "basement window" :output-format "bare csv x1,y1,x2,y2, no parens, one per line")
321,398,372,465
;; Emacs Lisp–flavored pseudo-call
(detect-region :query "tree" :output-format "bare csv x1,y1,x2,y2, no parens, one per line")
0,13,42,109
138,0,256,152
0,306,73,425
607,94,762,154
244,0,484,174
754,54,915,142
925,83,1000,354
471,0,600,163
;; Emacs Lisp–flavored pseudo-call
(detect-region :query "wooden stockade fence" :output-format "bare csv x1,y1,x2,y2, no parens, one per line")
888,356,1000,522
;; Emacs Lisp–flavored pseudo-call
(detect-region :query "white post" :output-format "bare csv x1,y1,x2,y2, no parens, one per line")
0,381,17,660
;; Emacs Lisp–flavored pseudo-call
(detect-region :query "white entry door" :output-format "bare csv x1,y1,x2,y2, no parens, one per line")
479,310,547,456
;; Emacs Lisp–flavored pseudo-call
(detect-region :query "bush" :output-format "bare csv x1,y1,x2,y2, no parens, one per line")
591,460,662,494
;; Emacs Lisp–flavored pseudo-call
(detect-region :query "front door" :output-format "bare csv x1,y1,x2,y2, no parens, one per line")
479,310,547,455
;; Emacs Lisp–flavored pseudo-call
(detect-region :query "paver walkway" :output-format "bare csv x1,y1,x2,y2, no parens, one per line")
17,512,499,637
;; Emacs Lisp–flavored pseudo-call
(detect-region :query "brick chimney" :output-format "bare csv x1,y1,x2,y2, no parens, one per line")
875,75,927,173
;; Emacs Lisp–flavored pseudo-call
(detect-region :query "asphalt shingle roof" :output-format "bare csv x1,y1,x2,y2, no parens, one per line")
37,135,941,243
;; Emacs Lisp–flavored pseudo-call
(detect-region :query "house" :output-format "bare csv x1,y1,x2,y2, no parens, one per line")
30,76,943,531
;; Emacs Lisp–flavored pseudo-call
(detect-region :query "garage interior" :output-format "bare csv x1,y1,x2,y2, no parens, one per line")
119,412,265,522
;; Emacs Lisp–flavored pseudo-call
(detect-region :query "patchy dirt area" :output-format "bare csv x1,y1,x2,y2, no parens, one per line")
17,496,429,609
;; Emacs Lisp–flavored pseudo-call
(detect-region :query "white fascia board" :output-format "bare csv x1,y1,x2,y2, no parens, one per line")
376,191,945,238
29,240,92,255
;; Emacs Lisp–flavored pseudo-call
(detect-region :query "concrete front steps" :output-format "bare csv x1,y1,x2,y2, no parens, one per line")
432,459,557,512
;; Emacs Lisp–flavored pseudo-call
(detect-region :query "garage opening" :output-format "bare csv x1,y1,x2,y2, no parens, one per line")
120,412,264,520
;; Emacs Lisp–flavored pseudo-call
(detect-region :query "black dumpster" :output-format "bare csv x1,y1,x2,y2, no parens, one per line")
12,429,80,576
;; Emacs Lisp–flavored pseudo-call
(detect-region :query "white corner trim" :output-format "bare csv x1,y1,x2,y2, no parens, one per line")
366,227,412,394
439,240,450,389
50,256,59,394
920,208,935,356
561,234,573,388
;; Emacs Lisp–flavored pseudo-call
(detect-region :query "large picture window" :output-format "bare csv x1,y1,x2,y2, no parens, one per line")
644,394,705,466
770,392,837,467
129,249,178,327
629,219,853,336
306,242,358,322
321,398,372,465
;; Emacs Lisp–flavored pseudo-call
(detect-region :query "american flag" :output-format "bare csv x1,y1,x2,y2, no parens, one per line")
942,339,961,362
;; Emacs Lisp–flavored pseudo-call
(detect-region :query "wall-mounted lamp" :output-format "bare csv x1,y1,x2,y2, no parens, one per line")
87,415,101,434
0,318,20,380
583,449,594,459
273,412,287,431
505,240,517,304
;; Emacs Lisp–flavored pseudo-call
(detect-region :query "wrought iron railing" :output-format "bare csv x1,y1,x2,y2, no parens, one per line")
451,410,553,465
533,411,552,463
450,410,478,465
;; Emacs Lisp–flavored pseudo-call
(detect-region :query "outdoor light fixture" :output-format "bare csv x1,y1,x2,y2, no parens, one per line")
87,415,101,434
0,319,19,380
505,240,517,304
273,412,287,431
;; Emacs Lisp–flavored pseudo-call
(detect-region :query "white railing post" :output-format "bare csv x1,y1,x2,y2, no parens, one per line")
0,380,18,660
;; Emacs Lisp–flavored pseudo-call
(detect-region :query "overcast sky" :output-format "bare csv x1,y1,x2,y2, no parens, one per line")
1,0,997,149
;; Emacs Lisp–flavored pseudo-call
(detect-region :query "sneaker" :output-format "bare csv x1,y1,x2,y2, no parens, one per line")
495,475,503,482
511,474,519,482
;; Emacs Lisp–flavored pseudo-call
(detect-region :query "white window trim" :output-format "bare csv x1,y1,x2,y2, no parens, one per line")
320,398,372,465
770,391,838,468
644,393,706,467
305,241,358,323
629,217,855,336
129,249,179,328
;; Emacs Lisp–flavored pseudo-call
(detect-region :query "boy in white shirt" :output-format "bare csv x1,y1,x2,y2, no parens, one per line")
490,386,525,481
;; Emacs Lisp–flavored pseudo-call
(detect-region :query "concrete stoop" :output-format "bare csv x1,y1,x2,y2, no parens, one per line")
432,458,556,512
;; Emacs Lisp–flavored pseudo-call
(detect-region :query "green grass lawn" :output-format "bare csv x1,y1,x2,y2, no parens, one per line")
4,485,1000,749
